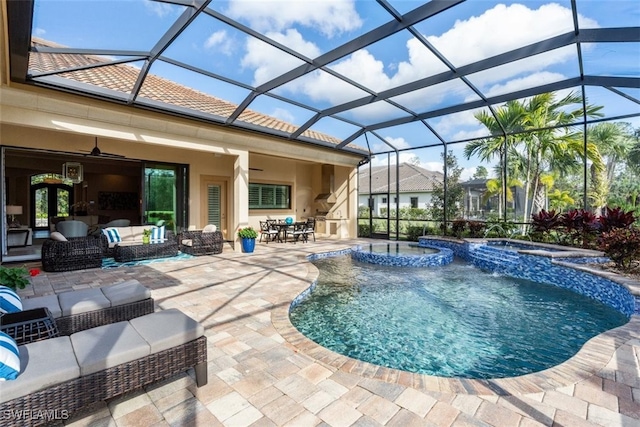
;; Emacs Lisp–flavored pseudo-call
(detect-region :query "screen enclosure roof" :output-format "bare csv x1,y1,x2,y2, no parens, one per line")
5,0,640,159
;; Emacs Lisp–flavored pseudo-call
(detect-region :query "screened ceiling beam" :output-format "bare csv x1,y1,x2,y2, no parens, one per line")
129,0,211,104
6,0,34,83
31,47,149,57
354,78,587,133
29,57,147,79
251,0,464,94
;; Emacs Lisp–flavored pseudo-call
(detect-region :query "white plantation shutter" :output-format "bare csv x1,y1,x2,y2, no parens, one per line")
248,183,290,209
207,185,221,229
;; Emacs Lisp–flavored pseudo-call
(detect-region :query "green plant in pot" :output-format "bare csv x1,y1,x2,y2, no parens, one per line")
142,229,152,244
238,226,258,253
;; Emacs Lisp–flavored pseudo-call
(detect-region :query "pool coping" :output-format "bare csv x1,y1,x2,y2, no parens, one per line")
271,244,640,396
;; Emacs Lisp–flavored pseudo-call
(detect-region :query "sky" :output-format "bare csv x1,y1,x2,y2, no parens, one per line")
31,0,640,180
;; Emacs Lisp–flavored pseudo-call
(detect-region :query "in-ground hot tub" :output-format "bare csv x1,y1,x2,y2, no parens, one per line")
351,242,453,267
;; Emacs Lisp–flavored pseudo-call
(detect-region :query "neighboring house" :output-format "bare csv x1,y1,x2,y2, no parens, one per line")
358,163,444,216
461,178,526,220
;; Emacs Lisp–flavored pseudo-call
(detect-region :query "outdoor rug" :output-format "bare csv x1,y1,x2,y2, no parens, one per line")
101,252,195,269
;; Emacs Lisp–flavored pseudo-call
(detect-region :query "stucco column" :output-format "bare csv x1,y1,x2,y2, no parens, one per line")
234,151,249,252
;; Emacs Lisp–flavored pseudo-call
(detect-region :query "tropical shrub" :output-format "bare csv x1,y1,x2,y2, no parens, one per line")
467,221,486,238
451,219,467,238
599,227,640,270
597,206,636,232
405,225,424,242
559,209,599,248
358,223,373,237
531,209,561,242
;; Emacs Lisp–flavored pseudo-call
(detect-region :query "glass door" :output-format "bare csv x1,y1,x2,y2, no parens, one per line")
30,175,73,231
143,163,188,232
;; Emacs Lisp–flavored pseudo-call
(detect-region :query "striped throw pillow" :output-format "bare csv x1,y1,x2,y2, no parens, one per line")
102,227,122,244
0,286,22,314
151,225,165,242
0,332,20,380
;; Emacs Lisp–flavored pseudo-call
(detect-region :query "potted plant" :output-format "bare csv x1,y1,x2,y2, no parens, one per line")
238,226,258,253
142,229,152,244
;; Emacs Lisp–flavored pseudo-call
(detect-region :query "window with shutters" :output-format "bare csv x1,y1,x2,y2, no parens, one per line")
249,183,291,209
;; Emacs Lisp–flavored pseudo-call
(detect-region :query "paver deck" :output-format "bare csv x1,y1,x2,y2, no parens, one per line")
16,238,640,427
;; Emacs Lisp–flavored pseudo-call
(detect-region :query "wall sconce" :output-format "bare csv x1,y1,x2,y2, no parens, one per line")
6,205,22,228
63,162,83,184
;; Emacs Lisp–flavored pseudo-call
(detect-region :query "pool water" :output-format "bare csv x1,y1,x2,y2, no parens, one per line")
290,255,629,379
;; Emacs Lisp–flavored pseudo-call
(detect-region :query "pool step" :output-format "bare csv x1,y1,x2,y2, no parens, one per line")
470,245,521,272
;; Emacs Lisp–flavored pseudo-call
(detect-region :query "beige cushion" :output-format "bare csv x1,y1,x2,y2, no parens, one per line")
21,294,63,318
130,309,204,354
202,224,217,233
0,337,80,403
116,227,135,242
58,288,110,317
49,231,68,242
70,321,150,376
130,226,150,242
101,280,150,306
181,239,193,247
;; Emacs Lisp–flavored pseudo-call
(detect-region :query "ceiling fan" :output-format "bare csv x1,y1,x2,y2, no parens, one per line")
82,137,124,158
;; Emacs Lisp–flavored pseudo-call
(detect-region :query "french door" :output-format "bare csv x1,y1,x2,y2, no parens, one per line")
31,182,72,231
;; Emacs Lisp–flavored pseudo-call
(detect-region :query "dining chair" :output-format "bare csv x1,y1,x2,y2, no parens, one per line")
287,222,308,244
259,221,279,243
304,218,316,242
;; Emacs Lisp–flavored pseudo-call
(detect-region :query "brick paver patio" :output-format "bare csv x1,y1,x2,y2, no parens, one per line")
17,239,640,427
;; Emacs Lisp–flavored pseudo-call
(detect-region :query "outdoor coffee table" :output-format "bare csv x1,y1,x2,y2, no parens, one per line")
114,240,179,262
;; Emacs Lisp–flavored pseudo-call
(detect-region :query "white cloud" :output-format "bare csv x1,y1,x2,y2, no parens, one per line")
225,0,362,37
236,2,600,138
143,0,176,18
428,3,596,69
270,107,295,123
34,28,46,37
482,71,567,99
242,29,317,86
204,30,234,56
370,151,424,167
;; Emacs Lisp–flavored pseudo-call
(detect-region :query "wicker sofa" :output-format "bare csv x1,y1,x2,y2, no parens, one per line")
101,225,177,259
0,309,207,427
179,229,224,256
1,279,154,340
41,234,104,272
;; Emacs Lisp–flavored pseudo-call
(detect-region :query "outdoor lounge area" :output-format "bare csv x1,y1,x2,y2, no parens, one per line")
1,0,639,426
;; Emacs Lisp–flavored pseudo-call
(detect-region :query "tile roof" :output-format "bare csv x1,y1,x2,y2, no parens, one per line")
28,38,366,152
358,162,443,194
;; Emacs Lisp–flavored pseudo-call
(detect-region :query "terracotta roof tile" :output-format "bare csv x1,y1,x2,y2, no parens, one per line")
28,38,366,152
359,163,443,193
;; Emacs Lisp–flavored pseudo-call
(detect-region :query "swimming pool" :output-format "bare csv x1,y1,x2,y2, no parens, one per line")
290,253,630,379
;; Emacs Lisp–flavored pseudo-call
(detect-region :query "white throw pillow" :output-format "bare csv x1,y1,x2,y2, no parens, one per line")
50,231,68,242
0,332,20,380
203,224,217,233
0,286,22,314
102,227,122,244
151,225,165,242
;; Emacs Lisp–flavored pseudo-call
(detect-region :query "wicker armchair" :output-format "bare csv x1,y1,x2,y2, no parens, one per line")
41,235,104,272
179,229,224,255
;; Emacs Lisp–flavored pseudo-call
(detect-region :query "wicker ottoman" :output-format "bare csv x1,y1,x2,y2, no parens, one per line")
114,240,179,262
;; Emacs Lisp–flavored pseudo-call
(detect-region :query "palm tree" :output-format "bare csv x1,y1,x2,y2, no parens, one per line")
467,91,604,226
588,122,636,213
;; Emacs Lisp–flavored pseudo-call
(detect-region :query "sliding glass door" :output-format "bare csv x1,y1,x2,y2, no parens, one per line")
143,163,188,232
